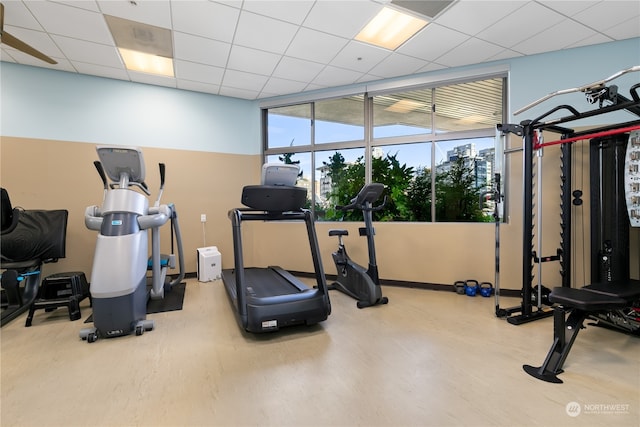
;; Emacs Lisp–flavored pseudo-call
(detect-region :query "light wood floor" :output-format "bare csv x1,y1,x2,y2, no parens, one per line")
1,278,638,427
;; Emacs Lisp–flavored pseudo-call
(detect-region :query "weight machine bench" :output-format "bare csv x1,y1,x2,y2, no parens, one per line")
524,280,640,383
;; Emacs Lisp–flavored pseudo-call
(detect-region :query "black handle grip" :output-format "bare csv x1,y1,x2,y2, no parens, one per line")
94,161,108,189
159,163,166,187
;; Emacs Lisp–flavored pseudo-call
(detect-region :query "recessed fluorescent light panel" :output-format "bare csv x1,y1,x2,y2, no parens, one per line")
355,7,428,50
118,48,174,77
105,15,174,77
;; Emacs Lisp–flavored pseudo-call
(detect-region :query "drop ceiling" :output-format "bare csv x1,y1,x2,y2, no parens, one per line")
1,0,638,101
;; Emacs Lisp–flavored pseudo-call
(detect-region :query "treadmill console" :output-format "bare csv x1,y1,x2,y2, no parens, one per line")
243,163,306,211
261,163,299,186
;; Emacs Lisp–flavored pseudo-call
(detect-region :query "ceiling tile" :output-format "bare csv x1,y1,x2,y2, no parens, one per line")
72,62,130,81
601,16,640,40
233,11,299,55
172,1,239,43
285,27,348,63
177,80,220,95
50,35,122,67
511,19,599,55
356,73,386,83
227,45,281,76
538,1,599,16
435,37,505,68
175,60,225,86
219,85,260,99
368,53,429,78
173,32,231,67
272,56,325,83
128,71,176,88
484,48,523,63
564,33,621,50
302,1,382,38
434,1,526,36
415,62,447,74
241,0,314,24
397,23,469,61
97,0,171,28
1,46,68,70
222,69,269,92
572,1,640,32
261,76,309,96
3,25,64,58
25,1,113,45
312,65,366,87
55,1,100,13
329,40,391,73
476,2,566,49
1,0,46,31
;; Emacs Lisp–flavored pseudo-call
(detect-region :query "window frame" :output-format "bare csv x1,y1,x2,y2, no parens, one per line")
262,70,508,223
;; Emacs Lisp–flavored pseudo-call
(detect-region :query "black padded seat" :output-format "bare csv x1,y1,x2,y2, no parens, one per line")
583,280,640,301
549,287,627,311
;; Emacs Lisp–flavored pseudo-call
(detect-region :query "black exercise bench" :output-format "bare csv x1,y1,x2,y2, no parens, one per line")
523,279,640,383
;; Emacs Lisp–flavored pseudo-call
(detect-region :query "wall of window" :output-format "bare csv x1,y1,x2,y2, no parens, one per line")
263,75,505,222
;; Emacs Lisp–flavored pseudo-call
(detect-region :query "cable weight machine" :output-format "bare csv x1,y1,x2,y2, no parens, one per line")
497,65,640,325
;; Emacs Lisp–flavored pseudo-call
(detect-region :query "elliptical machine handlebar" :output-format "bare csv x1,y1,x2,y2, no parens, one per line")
154,163,166,207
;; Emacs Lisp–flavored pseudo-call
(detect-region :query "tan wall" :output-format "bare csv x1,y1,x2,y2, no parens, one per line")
0,137,260,280
2,135,637,290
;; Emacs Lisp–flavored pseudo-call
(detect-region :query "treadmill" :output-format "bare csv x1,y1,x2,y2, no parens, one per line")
221,164,331,333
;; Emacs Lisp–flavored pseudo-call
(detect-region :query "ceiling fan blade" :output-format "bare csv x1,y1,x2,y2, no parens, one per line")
1,30,57,64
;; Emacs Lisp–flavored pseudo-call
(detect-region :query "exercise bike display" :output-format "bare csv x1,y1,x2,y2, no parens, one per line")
328,183,389,309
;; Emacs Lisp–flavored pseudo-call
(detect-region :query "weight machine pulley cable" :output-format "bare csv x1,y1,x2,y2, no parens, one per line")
534,124,640,149
535,131,544,310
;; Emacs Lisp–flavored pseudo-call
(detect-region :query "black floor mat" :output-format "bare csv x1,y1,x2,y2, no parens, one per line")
84,282,186,323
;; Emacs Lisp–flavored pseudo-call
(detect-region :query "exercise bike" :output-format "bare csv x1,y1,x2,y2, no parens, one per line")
328,183,389,308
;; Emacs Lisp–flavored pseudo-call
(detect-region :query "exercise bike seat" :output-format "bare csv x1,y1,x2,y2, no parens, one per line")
328,229,348,237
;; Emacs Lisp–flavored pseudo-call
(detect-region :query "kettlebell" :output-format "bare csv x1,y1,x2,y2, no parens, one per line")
479,282,493,297
465,279,479,297
453,281,466,295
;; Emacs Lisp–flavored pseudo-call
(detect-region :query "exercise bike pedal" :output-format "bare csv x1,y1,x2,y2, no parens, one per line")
356,296,389,309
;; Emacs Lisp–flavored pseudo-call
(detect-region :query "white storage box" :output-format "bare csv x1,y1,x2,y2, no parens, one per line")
197,246,221,282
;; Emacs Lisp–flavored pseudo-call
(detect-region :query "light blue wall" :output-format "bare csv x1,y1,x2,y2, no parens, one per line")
1,38,638,153
0,62,260,154
508,38,640,124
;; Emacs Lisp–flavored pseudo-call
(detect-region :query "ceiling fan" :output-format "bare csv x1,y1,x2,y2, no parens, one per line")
0,2,57,64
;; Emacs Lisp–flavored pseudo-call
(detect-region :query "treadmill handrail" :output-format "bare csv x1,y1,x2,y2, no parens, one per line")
228,208,308,221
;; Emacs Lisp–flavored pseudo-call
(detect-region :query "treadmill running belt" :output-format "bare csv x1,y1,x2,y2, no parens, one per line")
227,267,309,298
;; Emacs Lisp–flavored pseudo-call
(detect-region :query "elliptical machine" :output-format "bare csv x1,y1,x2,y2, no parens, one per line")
328,183,389,308
80,146,183,343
